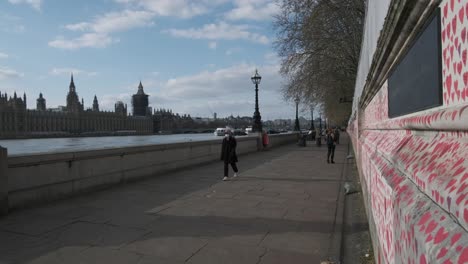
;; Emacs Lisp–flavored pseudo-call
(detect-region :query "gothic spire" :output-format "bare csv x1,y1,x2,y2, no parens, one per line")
137,81,145,95
93,95,99,112
69,73,76,92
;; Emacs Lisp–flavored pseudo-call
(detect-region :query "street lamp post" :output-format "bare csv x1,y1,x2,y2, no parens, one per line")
309,105,315,130
316,112,322,147
251,69,262,133
319,112,323,132
294,97,300,131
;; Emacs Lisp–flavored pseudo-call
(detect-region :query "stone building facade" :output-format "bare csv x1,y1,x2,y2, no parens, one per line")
0,75,153,138
152,108,195,133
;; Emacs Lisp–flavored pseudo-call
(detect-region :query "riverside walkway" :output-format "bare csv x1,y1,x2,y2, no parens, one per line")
0,135,351,264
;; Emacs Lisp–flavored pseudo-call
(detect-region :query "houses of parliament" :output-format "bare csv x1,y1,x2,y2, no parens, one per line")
0,75,177,138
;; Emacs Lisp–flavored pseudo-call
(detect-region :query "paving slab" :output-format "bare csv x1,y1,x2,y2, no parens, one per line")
186,241,266,264
259,249,321,264
123,235,209,262
0,134,350,263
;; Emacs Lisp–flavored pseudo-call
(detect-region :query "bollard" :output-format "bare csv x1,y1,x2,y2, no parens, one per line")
0,147,8,216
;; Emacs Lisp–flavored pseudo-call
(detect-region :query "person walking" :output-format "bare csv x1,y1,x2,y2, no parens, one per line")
326,128,336,164
262,130,270,148
221,129,239,181
334,127,340,144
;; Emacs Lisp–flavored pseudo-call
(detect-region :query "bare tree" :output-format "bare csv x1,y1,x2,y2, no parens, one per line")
274,0,365,125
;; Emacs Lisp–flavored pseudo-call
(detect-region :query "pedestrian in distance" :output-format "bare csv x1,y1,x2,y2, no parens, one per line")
221,129,239,181
326,128,337,164
262,130,270,148
316,128,322,146
334,127,340,144
309,129,316,141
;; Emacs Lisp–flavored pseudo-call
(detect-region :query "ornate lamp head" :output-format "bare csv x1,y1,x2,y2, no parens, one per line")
251,69,262,85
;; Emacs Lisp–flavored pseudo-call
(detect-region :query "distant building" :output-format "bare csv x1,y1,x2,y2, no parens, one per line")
132,81,149,116
66,74,84,113
92,95,99,112
114,101,127,116
36,93,46,111
49,106,67,112
0,75,152,138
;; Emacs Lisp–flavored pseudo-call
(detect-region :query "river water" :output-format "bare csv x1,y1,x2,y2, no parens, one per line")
0,133,234,156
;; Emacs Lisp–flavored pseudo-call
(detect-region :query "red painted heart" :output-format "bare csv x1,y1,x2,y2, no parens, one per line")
460,5,465,23
466,2,468,20
457,62,462,74
463,50,467,65
448,21,452,38
452,17,457,34
463,71,468,85
462,28,466,43
447,75,453,96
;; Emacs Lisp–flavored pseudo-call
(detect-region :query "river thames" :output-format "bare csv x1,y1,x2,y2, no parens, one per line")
0,133,242,156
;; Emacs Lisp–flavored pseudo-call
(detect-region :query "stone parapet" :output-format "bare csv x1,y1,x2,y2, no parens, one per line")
4,133,297,210
0,147,7,216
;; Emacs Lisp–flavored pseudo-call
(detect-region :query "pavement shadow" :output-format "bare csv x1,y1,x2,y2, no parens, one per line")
0,144,306,263
0,136,352,263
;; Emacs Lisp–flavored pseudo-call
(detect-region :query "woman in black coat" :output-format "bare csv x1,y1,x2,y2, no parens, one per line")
326,128,336,164
220,130,239,181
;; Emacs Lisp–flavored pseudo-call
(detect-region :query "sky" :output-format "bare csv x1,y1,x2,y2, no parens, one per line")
0,0,301,120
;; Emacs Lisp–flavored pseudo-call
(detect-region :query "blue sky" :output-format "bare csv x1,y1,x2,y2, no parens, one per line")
0,0,300,120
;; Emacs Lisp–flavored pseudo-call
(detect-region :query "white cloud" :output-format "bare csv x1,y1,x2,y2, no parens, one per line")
264,52,280,64
64,10,154,33
0,12,26,33
0,53,8,59
208,41,217,49
225,0,279,21
160,63,281,99
8,0,42,11
115,0,228,18
154,63,290,118
0,67,24,80
165,22,269,44
226,47,242,56
50,10,154,50
49,33,116,50
49,67,98,77
99,93,131,110
95,62,293,119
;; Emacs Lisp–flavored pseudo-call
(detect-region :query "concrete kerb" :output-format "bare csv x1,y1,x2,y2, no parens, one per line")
0,146,8,216
324,138,350,263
